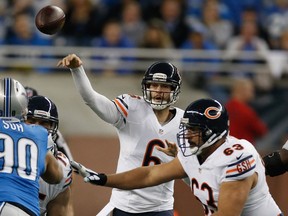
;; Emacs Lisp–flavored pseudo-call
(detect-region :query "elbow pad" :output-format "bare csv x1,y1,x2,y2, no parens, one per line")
262,151,288,177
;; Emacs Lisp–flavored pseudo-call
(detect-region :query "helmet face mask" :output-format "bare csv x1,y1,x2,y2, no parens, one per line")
0,78,28,120
177,124,205,156
142,62,181,110
177,99,229,156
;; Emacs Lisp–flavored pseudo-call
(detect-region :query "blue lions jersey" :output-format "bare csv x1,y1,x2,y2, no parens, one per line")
0,119,48,216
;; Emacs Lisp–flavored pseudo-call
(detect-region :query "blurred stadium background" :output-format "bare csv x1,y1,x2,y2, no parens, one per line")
2,0,288,215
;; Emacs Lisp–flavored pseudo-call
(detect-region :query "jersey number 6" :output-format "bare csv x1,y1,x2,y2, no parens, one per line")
142,139,166,166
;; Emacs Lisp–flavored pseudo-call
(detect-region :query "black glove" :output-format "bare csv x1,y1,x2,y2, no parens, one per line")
70,160,107,185
262,151,287,177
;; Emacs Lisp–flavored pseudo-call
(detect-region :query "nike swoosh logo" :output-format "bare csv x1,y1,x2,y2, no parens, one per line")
236,153,244,160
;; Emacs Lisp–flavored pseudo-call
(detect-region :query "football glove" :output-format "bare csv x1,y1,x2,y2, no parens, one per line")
262,151,287,177
70,160,107,185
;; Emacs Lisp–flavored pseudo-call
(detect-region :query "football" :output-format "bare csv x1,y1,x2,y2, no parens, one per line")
35,5,65,35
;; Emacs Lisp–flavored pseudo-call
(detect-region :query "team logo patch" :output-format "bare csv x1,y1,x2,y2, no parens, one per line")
204,107,221,119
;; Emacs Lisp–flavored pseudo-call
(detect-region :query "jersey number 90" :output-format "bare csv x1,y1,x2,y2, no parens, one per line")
0,133,39,181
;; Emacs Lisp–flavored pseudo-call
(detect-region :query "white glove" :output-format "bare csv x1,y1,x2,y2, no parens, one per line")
70,160,107,185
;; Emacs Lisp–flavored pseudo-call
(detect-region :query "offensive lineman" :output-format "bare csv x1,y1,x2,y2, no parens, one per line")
25,96,73,216
58,54,184,215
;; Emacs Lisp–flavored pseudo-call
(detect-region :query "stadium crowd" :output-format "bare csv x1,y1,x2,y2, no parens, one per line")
2,0,288,141
2,0,288,51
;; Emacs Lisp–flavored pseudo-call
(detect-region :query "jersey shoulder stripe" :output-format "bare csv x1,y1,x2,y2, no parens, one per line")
114,97,128,118
226,155,256,178
63,175,72,189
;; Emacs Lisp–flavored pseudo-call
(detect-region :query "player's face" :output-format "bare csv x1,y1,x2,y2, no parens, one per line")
148,82,172,103
184,127,203,149
25,117,53,132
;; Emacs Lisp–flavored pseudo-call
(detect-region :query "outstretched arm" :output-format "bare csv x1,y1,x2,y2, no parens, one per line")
71,157,187,190
57,54,120,124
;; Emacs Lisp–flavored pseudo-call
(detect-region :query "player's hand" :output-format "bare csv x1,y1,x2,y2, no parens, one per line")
156,140,178,157
57,54,83,69
70,160,107,185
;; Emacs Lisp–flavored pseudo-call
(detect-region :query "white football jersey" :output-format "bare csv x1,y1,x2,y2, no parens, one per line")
178,136,282,216
39,152,72,215
110,94,184,213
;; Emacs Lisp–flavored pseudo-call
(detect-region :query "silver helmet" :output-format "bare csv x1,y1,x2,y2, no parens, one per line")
0,77,28,119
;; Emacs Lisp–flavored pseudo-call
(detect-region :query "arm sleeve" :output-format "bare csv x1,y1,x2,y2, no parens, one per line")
70,66,121,124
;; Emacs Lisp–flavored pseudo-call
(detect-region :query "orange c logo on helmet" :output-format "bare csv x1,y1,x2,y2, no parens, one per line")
204,107,221,119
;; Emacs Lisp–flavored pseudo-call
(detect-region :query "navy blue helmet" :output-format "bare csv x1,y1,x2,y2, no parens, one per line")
141,61,181,110
27,96,59,136
177,98,229,156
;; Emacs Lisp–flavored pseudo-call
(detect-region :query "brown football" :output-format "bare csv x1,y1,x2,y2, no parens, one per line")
35,5,65,35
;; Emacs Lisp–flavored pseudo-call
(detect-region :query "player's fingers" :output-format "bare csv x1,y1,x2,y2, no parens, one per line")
77,59,83,66
156,146,164,152
65,57,71,66
56,60,63,67
156,146,173,156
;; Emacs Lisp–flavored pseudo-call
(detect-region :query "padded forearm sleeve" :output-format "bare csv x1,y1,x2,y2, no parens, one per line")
262,151,287,177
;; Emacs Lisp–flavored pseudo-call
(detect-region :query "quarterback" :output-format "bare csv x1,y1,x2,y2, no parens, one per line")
58,54,184,215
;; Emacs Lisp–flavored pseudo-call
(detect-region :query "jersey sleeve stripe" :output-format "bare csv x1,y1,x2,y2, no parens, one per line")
63,177,72,189
116,97,128,109
227,155,253,167
226,158,255,174
114,98,128,117
225,156,256,178
226,164,256,178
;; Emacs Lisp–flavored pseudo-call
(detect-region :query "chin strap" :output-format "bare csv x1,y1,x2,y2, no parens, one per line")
194,130,227,155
